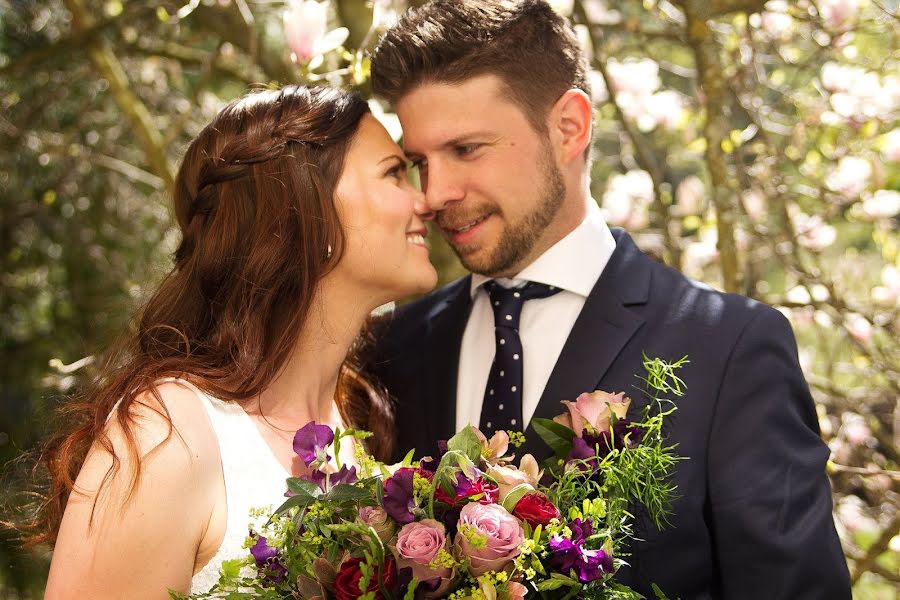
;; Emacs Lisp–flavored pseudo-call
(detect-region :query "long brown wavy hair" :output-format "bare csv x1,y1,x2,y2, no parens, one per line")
21,85,394,548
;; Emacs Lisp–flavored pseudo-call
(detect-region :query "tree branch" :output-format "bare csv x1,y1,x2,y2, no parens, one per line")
0,3,156,78
62,0,175,196
681,11,741,292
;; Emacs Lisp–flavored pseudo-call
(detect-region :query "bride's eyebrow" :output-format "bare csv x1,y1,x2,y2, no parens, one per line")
377,153,407,165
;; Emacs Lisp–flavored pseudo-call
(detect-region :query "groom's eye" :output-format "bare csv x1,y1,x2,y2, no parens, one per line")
455,144,481,157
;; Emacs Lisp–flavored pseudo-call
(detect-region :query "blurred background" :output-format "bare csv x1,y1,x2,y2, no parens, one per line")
0,0,897,597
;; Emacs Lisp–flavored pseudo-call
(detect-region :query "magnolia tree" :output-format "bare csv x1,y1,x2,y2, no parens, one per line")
0,0,897,595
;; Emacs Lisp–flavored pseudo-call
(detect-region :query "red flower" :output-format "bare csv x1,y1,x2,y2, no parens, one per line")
334,556,398,600
434,472,499,507
513,493,561,528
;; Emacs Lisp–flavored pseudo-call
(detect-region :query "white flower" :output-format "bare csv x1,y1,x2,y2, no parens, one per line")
760,1,793,38
682,227,718,276
587,70,610,105
786,285,812,305
793,211,837,251
643,90,686,131
583,0,621,24
882,129,900,163
871,265,900,306
607,58,661,97
844,313,873,343
372,0,401,30
819,0,860,30
825,156,872,197
601,170,653,229
675,175,706,216
857,190,900,220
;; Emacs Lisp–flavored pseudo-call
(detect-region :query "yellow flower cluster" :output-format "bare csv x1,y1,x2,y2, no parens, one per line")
459,523,488,549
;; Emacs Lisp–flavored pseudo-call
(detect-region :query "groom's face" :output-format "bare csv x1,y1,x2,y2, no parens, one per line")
396,74,568,278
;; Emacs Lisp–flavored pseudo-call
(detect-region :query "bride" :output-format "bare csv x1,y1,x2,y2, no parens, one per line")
38,85,436,597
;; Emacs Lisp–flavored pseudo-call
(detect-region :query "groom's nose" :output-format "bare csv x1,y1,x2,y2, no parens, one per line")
423,161,465,213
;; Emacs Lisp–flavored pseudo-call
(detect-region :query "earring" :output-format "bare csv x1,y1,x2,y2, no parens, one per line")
325,244,333,260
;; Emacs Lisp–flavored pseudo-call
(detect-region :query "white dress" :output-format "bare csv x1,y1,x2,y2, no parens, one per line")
155,379,292,594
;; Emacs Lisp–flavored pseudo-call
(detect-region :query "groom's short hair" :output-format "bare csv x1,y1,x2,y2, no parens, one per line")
370,0,591,134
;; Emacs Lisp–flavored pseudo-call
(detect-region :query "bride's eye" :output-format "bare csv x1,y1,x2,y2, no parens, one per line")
385,161,408,181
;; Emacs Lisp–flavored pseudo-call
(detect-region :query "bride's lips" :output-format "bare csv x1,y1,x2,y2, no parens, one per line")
440,214,491,247
405,229,428,250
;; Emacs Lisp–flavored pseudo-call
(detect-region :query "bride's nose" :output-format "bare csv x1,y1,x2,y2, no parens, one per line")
413,189,434,222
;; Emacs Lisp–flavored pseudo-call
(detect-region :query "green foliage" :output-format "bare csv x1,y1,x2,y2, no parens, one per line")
1,0,896,594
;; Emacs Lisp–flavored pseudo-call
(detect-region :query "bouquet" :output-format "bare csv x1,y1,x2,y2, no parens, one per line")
175,355,687,600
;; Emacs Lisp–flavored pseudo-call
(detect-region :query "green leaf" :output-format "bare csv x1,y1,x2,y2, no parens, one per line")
500,483,534,512
401,448,416,467
531,418,575,458
446,427,483,463
326,483,373,502
286,477,324,498
272,493,316,515
651,583,671,599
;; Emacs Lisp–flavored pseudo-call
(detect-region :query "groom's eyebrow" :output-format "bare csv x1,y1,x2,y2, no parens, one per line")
404,131,495,157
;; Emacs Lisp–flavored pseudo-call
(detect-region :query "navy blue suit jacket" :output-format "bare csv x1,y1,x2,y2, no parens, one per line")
369,229,850,599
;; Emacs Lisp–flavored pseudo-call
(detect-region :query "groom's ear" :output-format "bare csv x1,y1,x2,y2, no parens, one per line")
549,89,592,165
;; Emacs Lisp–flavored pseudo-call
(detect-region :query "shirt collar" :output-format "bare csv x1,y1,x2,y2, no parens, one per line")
470,201,615,298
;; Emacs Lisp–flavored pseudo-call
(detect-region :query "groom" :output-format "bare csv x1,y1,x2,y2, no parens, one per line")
368,0,850,598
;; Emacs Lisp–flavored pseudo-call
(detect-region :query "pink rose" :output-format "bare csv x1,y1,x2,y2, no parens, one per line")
553,390,631,438
392,519,453,597
454,503,524,576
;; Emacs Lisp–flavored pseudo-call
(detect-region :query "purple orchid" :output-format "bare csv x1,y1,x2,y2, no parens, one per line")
308,464,358,492
293,422,334,467
249,534,287,585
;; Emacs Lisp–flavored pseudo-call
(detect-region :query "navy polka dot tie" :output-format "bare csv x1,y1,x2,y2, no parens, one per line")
478,281,562,438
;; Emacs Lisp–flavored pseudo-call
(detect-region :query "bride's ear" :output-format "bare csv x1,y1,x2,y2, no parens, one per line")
549,89,592,164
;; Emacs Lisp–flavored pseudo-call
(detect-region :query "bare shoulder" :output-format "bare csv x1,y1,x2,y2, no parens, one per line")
45,379,223,598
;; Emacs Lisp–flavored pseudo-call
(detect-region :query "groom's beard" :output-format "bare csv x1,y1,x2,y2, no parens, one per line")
440,152,566,277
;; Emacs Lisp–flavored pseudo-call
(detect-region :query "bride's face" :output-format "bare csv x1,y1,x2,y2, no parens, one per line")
332,114,438,302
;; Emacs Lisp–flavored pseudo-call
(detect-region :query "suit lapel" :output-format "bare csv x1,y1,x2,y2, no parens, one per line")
520,230,652,459
423,277,473,446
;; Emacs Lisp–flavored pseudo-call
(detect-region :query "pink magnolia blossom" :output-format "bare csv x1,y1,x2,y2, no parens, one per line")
819,0,859,30
454,503,524,576
553,390,630,438
283,0,328,64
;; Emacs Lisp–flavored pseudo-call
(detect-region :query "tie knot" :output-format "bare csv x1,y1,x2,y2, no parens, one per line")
484,281,561,329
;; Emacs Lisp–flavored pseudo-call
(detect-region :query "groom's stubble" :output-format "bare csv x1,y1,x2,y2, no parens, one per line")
445,140,567,278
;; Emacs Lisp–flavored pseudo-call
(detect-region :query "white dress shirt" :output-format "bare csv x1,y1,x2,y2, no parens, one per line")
455,202,617,431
